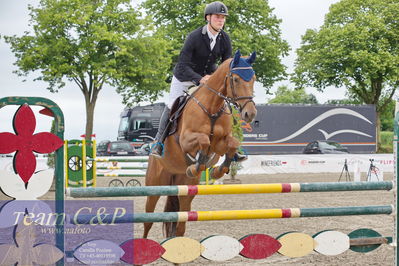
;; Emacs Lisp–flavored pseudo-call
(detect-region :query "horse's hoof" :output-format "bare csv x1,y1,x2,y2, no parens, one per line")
210,168,222,179
186,166,197,178
222,166,230,174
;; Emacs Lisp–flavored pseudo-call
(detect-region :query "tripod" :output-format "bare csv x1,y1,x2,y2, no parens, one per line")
366,159,379,182
338,159,351,182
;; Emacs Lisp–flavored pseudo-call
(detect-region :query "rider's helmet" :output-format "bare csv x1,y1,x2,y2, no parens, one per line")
204,1,229,20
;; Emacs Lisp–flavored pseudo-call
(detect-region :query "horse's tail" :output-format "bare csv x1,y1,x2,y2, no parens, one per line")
163,193,179,238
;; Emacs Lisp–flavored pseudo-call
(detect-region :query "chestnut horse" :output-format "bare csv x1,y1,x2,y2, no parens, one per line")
143,50,257,238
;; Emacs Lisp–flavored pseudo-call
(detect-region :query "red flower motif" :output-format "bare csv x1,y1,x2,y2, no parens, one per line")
0,104,63,184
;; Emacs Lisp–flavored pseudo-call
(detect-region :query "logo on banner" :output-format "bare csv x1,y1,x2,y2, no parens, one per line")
261,160,287,166
260,160,287,171
300,160,325,165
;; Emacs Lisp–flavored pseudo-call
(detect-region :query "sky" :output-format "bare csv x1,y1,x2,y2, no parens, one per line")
0,0,342,141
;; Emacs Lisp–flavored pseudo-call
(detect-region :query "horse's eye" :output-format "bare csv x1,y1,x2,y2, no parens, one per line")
233,77,239,82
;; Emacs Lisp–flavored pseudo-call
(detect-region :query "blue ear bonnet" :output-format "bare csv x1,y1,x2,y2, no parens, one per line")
230,50,256,82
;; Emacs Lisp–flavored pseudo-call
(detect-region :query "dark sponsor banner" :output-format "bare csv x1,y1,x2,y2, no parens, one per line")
241,104,376,154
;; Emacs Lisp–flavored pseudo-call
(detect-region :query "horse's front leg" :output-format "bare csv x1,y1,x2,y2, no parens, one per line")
180,132,210,178
143,195,160,238
211,135,240,179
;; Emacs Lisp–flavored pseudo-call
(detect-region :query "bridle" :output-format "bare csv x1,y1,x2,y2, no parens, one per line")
186,64,255,143
224,65,255,112
202,65,255,113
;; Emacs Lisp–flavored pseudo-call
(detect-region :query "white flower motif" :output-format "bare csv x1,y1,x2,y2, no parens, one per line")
0,221,63,265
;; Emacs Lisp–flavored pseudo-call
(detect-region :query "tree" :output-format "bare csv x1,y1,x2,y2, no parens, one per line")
4,0,171,140
380,99,395,131
293,0,399,146
325,99,361,105
143,0,290,90
268,85,318,104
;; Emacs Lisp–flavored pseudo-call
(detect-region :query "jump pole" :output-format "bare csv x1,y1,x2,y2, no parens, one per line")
95,173,146,177
89,158,148,163
96,166,148,170
82,138,87,188
92,139,97,187
64,140,69,188
67,181,393,198
73,205,393,224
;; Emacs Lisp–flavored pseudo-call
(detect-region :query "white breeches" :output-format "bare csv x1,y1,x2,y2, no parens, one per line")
168,76,195,109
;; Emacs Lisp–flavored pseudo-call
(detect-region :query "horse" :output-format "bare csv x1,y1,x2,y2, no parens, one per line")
143,50,257,239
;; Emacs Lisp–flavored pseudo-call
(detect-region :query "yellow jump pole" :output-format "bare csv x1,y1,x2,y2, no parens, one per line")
64,140,69,188
194,209,287,221
82,139,87,188
93,139,97,187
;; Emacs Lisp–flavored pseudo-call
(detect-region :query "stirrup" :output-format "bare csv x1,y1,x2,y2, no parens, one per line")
150,142,164,157
233,152,247,162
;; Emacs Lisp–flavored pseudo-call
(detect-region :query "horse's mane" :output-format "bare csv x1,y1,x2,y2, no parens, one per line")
204,58,232,88
213,58,232,78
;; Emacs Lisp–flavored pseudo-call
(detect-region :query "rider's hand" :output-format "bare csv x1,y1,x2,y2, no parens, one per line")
200,75,211,84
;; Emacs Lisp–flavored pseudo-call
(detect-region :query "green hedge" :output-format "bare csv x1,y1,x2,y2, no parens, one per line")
377,131,393,153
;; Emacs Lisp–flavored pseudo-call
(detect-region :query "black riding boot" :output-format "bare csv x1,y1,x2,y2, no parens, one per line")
151,106,170,157
234,152,248,162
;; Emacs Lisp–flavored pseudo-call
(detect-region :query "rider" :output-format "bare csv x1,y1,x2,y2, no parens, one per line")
151,1,246,162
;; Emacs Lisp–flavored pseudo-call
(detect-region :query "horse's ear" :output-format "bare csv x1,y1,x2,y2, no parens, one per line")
232,50,241,67
246,51,256,65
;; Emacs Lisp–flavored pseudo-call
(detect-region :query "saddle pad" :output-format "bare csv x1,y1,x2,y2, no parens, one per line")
187,85,199,95
167,85,200,136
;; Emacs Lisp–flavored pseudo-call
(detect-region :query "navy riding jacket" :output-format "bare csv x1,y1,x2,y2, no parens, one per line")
173,25,232,85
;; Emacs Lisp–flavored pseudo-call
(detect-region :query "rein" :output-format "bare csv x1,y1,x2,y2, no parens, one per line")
186,65,255,144
201,66,255,112
185,90,227,142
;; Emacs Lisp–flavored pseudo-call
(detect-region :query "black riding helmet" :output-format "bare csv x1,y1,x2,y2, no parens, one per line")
204,1,229,20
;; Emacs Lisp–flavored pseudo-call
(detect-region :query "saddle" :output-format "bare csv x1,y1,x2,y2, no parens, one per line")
165,85,216,166
167,86,200,136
